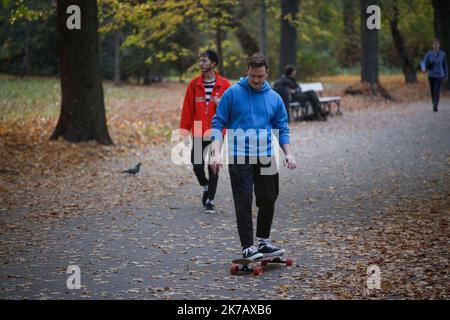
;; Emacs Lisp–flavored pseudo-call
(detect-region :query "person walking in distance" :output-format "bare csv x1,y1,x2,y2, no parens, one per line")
421,39,448,112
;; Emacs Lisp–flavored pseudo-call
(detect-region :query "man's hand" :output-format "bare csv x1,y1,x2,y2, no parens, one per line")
284,154,297,170
210,154,223,174
281,144,297,170
210,140,223,174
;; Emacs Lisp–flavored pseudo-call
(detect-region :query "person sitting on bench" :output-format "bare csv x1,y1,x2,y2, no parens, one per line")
281,65,327,121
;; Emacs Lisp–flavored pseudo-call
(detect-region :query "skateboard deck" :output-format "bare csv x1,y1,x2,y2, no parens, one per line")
230,255,294,276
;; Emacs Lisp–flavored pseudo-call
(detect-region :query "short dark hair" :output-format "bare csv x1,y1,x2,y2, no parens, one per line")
433,38,440,44
247,53,268,70
200,50,219,67
284,65,296,76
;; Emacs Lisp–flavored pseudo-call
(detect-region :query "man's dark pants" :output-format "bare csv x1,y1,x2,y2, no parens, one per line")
293,90,325,120
228,158,279,248
191,138,218,201
428,77,444,110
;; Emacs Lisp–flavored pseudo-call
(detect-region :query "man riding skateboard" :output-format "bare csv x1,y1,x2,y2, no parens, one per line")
210,53,297,260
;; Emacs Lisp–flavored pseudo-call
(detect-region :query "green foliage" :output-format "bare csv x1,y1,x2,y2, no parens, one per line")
0,0,438,80
379,0,434,69
297,48,340,79
0,0,57,75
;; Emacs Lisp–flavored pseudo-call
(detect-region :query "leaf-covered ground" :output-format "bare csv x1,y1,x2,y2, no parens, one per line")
0,76,449,299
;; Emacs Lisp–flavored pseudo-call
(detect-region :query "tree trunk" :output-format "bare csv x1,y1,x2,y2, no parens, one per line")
113,30,121,86
432,0,441,40
432,0,450,90
235,27,259,57
20,23,30,78
340,0,359,67
233,4,259,57
259,0,267,57
360,0,379,85
51,0,113,145
215,26,224,75
389,0,417,84
144,65,151,85
279,0,300,71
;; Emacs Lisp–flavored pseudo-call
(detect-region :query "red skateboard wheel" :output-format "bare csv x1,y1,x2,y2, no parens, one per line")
253,266,263,276
286,259,294,267
230,264,239,275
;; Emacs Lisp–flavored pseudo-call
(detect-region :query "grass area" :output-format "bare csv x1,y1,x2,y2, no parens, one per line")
0,74,187,145
0,75,61,120
0,74,179,121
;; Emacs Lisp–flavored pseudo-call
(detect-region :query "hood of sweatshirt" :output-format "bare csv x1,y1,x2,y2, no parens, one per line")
211,76,290,157
236,77,271,128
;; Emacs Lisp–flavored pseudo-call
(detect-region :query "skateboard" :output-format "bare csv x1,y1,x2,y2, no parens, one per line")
230,255,294,276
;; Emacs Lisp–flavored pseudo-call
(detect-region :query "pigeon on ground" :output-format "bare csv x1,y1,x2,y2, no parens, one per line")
121,162,142,175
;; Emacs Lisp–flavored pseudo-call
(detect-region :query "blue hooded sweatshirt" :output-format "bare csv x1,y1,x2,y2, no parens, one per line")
211,76,290,157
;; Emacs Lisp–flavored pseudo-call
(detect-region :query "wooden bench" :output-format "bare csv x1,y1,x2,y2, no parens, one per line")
299,82,342,116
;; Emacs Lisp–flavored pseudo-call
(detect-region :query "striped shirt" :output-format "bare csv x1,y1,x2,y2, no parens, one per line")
204,78,216,104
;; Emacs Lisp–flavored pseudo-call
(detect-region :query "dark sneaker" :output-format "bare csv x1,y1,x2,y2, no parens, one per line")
243,246,263,260
202,191,208,207
205,202,215,214
258,242,286,258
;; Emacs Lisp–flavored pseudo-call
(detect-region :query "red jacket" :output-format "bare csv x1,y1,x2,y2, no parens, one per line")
180,72,231,137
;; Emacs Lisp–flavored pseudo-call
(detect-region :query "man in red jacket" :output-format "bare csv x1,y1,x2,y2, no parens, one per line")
179,50,231,214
